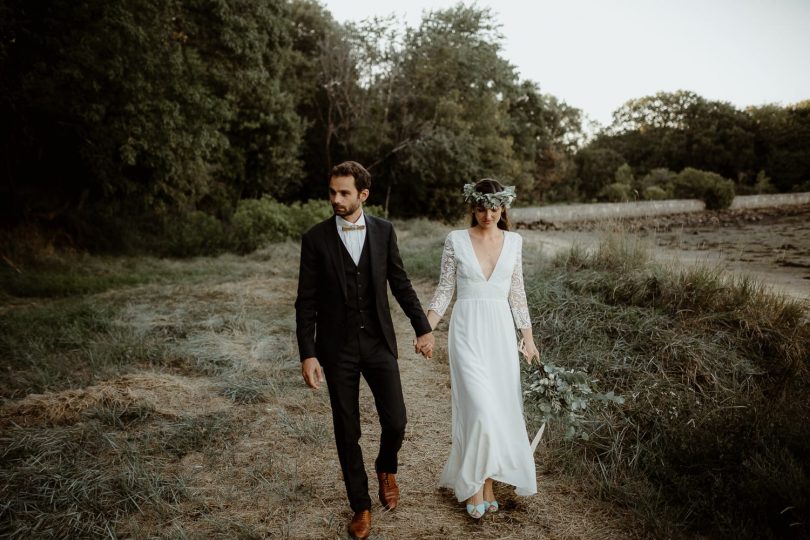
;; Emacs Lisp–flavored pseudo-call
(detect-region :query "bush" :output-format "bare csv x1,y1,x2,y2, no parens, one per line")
614,163,635,186
161,211,227,258
4,198,388,259
228,196,385,254
638,167,676,191
598,182,634,202
152,197,369,256
753,170,778,194
671,167,735,209
286,199,335,237
229,197,298,254
642,185,669,200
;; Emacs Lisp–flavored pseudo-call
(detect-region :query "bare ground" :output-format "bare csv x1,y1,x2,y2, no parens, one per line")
520,205,810,303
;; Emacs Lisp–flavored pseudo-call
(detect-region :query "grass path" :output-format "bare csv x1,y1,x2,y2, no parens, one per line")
146,278,644,538
325,280,643,540
0,237,643,538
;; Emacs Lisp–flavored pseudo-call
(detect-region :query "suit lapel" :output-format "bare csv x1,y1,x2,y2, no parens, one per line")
365,215,386,292
326,216,348,299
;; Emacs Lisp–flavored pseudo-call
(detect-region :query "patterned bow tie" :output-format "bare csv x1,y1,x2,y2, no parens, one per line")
342,224,365,231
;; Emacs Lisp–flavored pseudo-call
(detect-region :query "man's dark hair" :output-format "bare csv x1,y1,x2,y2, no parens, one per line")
331,161,371,192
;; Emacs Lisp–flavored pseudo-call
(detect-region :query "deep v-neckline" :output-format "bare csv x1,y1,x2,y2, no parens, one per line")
465,229,506,282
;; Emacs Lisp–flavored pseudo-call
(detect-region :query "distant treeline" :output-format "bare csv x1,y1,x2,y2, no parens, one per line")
1,1,808,250
569,91,810,204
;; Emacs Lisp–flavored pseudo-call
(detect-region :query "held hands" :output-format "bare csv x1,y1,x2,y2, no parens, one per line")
518,338,540,364
413,332,435,359
301,357,324,389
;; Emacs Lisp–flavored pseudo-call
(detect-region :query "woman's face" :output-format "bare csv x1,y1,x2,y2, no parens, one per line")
473,205,503,228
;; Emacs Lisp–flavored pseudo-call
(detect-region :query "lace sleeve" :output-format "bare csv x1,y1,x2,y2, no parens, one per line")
427,234,456,317
508,235,532,329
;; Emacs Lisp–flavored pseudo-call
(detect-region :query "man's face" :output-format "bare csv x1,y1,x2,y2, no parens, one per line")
329,175,368,218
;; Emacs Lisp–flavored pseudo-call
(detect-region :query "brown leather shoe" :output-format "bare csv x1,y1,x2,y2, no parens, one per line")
377,472,400,510
348,509,371,540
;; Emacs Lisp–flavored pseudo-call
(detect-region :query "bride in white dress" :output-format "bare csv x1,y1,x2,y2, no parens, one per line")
425,179,540,519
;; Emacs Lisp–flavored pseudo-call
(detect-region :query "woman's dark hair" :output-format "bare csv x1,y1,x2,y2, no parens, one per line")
331,161,371,192
469,178,511,231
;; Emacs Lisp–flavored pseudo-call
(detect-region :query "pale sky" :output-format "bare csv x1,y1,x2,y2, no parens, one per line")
320,0,810,127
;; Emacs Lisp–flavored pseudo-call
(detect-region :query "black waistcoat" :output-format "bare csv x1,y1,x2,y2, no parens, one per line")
340,236,381,337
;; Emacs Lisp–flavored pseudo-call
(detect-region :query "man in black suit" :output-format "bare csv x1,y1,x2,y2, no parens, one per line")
295,161,434,540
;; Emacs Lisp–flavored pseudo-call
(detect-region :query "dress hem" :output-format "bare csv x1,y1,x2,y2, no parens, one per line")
440,475,538,502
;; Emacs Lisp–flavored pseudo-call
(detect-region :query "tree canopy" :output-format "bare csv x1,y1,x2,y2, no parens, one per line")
568,90,809,200
1,1,807,250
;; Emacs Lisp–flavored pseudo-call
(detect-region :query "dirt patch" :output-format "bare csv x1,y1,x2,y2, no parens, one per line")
521,205,810,303
0,373,228,428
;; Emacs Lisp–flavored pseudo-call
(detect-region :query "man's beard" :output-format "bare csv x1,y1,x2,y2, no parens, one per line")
332,200,361,217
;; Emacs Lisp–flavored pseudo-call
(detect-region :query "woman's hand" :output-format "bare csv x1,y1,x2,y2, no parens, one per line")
519,338,540,364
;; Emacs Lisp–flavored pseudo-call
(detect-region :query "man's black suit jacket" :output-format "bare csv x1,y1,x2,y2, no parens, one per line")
295,214,432,363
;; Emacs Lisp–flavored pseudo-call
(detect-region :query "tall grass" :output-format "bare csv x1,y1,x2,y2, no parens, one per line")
0,235,314,537
524,234,810,539
0,298,166,398
0,422,186,538
395,218,453,282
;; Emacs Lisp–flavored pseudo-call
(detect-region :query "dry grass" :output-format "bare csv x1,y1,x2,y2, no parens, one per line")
0,227,647,539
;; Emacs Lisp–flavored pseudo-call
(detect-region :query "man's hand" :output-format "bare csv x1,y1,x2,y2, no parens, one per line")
301,357,324,389
414,332,435,359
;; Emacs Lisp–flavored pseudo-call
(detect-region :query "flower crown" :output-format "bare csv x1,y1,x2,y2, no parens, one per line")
462,183,517,209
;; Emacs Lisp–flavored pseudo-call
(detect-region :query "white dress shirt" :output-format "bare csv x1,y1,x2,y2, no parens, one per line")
336,211,367,266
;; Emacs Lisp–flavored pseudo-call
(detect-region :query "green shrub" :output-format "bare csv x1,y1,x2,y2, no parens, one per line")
3,199,389,260
286,199,335,236
230,197,297,254
671,167,736,209
753,170,778,194
161,211,227,257
642,185,669,200
614,163,635,185
227,197,385,254
597,182,634,202
638,167,676,191
791,180,810,193
146,198,339,256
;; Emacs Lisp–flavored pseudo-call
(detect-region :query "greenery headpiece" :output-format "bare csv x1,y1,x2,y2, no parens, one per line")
462,183,517,209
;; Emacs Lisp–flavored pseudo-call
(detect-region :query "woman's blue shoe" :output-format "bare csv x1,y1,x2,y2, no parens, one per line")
466,501,489,519
485,500,499,513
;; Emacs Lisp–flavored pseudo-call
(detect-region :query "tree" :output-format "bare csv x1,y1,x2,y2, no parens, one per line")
749,102,810,192
506,81,583,202
373,5,523,219
573,148,626,200
595,91,755,187
288,1,371,198
609,90,703,132
683,99,755,181
0,0,305,244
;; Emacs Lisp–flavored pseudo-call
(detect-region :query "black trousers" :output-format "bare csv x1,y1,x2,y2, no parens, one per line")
322,327,407,512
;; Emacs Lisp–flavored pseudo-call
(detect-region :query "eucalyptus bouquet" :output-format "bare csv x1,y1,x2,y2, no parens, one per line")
524,360,624,441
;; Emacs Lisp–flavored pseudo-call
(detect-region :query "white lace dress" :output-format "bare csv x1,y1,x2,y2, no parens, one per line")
428,229,537,501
